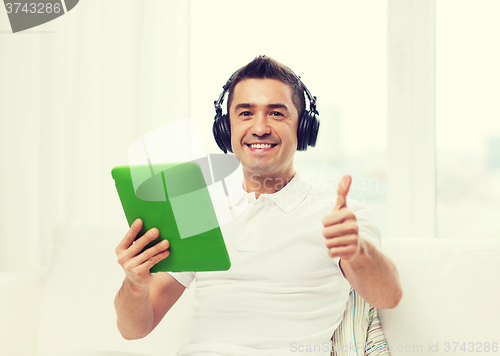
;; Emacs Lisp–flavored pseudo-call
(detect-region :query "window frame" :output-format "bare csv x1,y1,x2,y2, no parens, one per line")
387,0,437,238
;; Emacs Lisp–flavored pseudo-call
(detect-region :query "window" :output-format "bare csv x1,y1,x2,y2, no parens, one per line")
191,0,388,231
436,0,500,239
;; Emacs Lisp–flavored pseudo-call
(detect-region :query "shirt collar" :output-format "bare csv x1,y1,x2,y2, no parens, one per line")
227,171,311,214
269,172,311,213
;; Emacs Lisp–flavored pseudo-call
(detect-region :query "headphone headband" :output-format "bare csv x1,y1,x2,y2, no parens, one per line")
214,72,236,116
214,71,318,118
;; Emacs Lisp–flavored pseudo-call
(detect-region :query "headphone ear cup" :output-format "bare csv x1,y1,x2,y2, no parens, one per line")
297,110,320,151
220,114,233,153
296,111,307,151
307,110,320,148
213,113,233,153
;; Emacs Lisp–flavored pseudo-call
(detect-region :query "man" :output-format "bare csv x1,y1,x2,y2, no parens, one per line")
114,56,402,355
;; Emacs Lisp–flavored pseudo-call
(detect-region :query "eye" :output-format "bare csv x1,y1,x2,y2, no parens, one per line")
238,111,253,120
270,111,285,118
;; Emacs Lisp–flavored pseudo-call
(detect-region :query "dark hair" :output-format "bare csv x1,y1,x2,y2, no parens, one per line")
226,55,306,118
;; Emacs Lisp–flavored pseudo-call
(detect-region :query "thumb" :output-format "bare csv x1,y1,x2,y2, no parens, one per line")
335,175,352,211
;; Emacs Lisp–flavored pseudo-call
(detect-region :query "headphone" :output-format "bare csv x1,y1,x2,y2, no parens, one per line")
212,71,320,154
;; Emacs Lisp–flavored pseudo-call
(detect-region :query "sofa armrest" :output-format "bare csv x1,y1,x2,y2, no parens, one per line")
0,267,48,356
379,237,500,355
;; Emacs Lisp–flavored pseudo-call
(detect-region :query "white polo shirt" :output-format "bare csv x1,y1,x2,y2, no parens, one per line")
169,172,381,356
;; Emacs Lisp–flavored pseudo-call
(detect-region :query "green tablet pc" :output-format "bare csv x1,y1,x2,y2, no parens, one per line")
111,162,231,272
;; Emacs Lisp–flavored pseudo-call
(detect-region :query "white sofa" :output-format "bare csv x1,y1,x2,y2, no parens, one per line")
1,221,499,356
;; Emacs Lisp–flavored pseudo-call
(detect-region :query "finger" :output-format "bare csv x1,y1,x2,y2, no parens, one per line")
117,228,159,269
118,227,160,264
327,244,359,259
127,227,160,258
323,221,359,239
335,175,352,211
130,239,170,267
322,209,356,227
115,218,143,254
325,234,359,249
129,245,171,275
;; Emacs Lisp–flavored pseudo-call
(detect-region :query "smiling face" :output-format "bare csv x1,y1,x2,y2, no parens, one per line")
229,78,299,182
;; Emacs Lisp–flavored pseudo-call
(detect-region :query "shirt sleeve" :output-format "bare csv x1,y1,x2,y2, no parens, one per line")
167,271,196,288
347,197,382,249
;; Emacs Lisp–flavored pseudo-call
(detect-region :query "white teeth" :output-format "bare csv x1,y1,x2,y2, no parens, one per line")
249,144,273,149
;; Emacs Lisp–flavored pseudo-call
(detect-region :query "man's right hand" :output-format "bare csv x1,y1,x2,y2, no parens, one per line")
115,218,170,290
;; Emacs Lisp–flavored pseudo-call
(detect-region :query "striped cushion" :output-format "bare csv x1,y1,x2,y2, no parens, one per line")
332,289,390,356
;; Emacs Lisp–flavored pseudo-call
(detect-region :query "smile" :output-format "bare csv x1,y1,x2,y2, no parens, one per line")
247,143,276,149
245,143,278,152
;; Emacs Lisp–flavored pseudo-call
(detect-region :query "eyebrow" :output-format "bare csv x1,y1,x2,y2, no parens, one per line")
267,104,289,110
234,103,290,111
234,103,255,110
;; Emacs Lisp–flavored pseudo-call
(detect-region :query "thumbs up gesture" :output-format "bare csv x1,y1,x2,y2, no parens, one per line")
322,175,361,262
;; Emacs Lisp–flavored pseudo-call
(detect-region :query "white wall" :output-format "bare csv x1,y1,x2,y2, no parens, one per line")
0,0,191,270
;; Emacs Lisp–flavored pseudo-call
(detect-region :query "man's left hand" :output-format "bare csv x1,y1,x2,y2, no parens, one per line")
322,175,362,262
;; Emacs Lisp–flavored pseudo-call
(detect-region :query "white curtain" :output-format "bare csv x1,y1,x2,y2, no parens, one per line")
0,0,191,270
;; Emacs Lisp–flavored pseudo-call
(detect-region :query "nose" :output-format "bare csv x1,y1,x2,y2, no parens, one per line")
250,113,271,137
